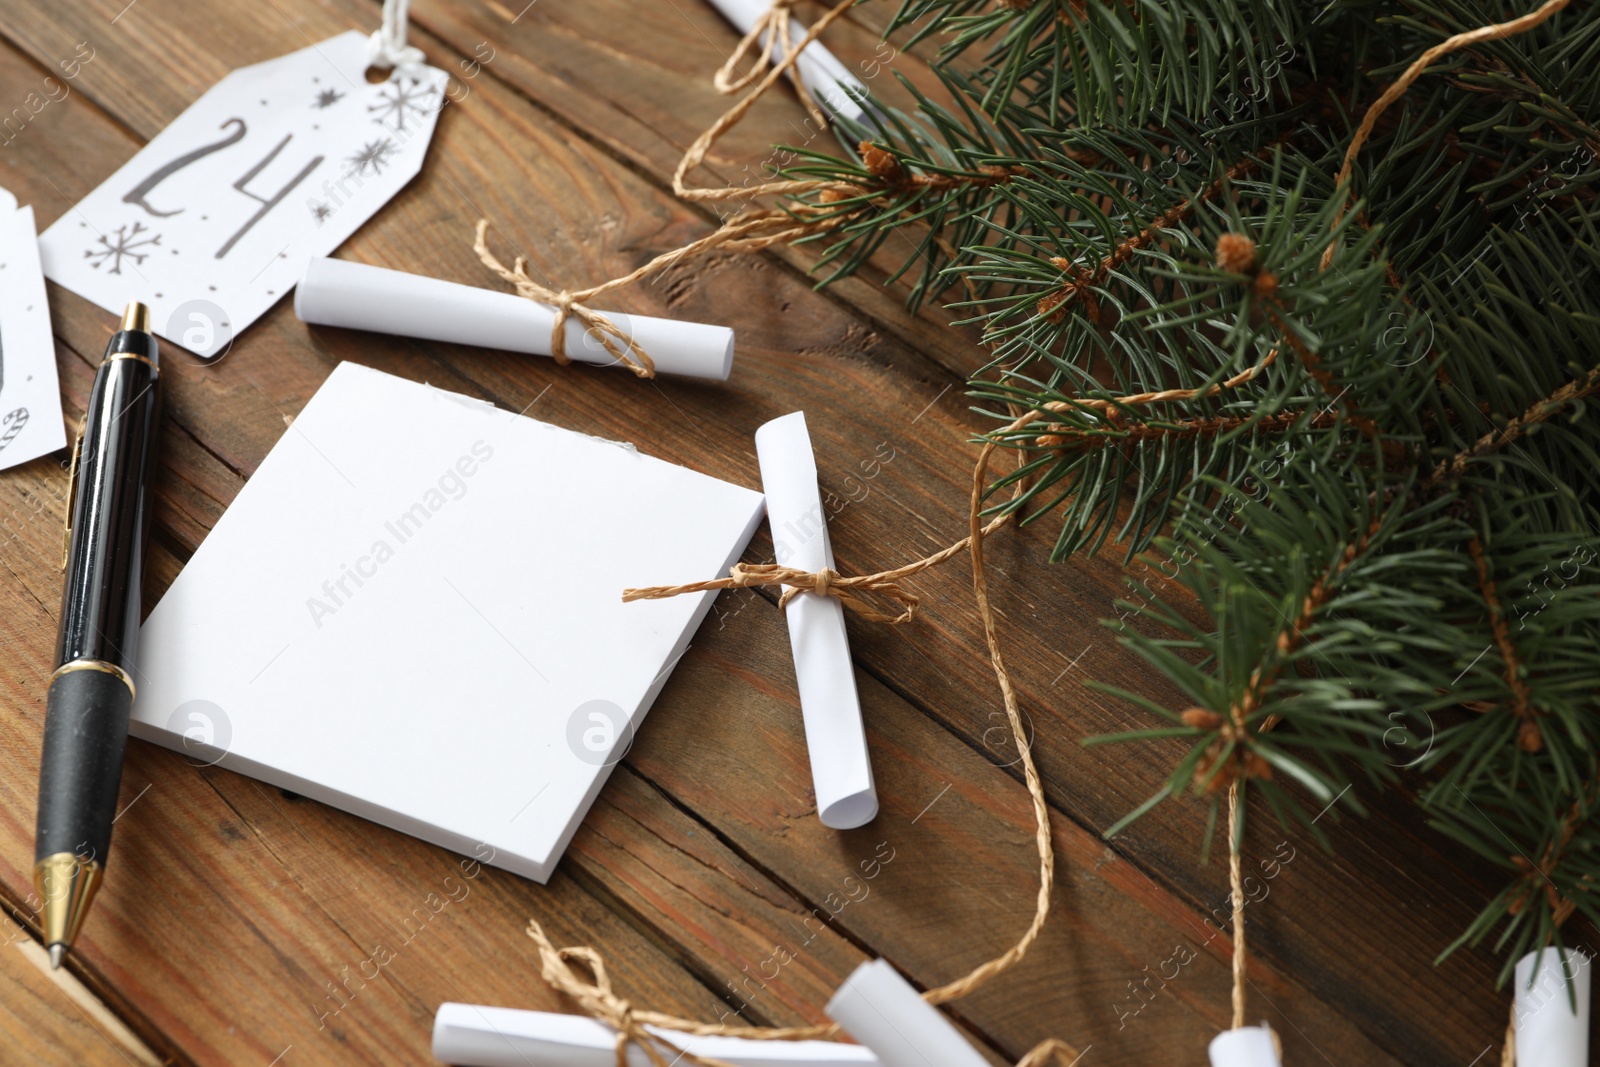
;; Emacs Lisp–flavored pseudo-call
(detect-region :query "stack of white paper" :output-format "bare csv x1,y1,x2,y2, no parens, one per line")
132,362,764,881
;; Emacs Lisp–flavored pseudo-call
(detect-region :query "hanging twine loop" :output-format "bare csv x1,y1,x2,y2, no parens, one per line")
714,0,828,125
1228,779,1248,1030
474,220,658,379
366,0,427,75
1321,0,1570,270
624,561,921,624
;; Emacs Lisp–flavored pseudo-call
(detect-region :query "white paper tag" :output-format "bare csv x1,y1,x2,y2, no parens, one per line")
0,186,67,471
40,31,445,360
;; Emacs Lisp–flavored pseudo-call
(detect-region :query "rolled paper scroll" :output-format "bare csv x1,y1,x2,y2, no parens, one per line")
295,258,735,380
431,1003,881,1067
825,959,989,1067
704,0,869,121
1207,1026,1282,1067
756,412,878,829
1513,947,1592,1067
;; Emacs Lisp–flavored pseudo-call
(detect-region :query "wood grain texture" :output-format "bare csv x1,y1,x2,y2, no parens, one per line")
0,915,162,1066
0,1,1574,1064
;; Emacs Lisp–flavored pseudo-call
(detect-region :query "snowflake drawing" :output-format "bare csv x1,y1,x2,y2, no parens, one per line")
309,200,334,226
345,138,398,178
312,87,345,109
84,222,161,275
368,78,437,132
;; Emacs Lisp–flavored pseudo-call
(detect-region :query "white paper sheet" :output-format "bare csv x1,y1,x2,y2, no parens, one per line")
825,960,988,1067
0,188,65,470
131,362,764,881
432,1004,880,1067
755,412,876,829
39,32,444,359
1513,947,1591,1067
1208,1027,1281,1067
704,0,869,121
295,258,734,380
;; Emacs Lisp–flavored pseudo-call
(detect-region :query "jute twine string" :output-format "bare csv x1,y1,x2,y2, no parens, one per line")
625,562,924,623
713,0,829,125
1228,780,1248,1030
672,0,861,203
473,202,847,378
473,0,869,377
622,497,1015,621
474,219,657,378
1321,0,1571,270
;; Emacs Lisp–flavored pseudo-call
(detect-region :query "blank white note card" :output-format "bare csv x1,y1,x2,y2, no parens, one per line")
132,362,764,881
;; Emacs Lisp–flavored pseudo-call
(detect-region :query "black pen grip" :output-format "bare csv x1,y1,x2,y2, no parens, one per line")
35,668,132,865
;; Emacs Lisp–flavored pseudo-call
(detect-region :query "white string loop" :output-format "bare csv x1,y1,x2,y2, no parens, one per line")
367,0,427,74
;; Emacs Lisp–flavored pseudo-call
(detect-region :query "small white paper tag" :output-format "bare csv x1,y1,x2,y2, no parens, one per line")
40,31,445,359
0,186,67,471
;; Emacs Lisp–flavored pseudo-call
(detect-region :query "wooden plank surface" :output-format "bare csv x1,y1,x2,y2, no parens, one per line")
0,914,162,1066
0,1,1573,1064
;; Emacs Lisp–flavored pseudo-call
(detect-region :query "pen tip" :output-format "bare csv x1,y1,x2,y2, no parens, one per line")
48,943,67,970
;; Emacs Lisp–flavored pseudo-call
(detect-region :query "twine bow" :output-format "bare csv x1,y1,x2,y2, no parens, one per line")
624,561,920,624
527,921,745,1067
474,220,657,379
714,0,827,125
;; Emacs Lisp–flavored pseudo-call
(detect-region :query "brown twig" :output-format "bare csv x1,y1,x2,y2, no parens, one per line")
1428,366,1600,489
1035,155,1263,323
1467,534,1542,752
1033,407,1333,448
1192,518,1385,792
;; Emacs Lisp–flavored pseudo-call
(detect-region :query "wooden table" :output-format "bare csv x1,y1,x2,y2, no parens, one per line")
0,2,1565,1064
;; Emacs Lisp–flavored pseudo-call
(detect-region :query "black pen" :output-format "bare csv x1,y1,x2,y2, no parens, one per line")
35,301,162,969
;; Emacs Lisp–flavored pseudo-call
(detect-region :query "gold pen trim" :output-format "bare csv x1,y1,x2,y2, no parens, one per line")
34,852,103,950
52,659,136,701
99,352,157,370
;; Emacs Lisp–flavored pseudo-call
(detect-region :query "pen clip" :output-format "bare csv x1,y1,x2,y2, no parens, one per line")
60,416,85,571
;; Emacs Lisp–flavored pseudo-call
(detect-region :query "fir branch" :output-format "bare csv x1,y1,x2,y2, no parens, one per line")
774,0,1600,966
1507,785,1596,920
1034,155,1263,323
